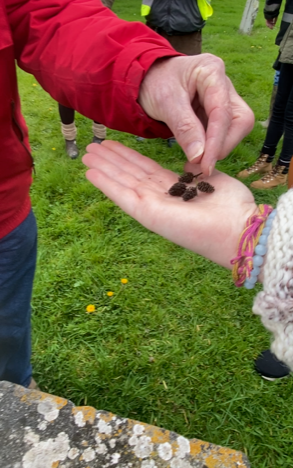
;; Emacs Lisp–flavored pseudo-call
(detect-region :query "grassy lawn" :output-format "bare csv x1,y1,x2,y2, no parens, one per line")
17,0,293,466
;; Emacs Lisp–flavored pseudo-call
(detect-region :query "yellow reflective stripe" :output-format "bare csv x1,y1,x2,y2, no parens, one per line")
141,4,151,16
141,0,153,16
141,0,213,20
198,0,213,20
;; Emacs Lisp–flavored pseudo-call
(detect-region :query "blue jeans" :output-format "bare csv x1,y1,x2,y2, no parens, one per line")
0,210,37,387
274,70,280,87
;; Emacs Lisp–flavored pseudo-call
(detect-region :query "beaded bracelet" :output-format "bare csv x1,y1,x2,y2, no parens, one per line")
243,209,276,289
231,204,274,287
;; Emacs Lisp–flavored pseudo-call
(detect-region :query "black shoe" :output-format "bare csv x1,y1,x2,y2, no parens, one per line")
254,350,290,381
92,136,105,145
167,137,177,148
65,139,79,159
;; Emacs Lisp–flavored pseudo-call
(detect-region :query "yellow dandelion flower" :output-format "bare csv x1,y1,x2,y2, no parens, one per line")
52,147,56,150
33,83,37,87
121,278,128,284
107,291,114,297
86,304,95,313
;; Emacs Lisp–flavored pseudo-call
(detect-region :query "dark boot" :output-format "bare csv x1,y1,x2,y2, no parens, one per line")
255,350,290,380
167,137,177,148
92,136,105,145
65,139,79,159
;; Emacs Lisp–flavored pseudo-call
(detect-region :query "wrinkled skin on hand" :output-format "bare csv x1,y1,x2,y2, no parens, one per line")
83,141,258,269
138,54,255,175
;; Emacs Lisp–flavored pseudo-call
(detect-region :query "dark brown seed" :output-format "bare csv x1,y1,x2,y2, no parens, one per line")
197,181,215,193
182,187,198,201
178,172,195,183
168,182,187,196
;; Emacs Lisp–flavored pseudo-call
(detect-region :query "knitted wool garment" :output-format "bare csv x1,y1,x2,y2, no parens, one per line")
253,189,293,370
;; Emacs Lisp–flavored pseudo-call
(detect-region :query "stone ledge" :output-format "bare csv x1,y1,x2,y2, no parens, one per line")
0,381,250,468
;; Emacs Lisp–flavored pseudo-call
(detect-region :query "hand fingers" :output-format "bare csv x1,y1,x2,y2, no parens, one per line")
138,55,206,163
159,95,206,164
139,54,254,173
177,55,253,173
184,161,224,186
87,141,162,174
190,57,238,173
266,20,274,29
83,142,176,191
162,55,237,173
84,143,148,181
219,85,254,156
83,150,144,190
85,168,140,217
200,78,254,174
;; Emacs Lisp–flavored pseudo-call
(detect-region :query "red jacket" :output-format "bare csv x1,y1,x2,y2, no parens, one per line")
1,0,179,240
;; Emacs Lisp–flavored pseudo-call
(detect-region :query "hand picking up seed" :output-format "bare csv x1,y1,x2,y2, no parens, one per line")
168,172,215,201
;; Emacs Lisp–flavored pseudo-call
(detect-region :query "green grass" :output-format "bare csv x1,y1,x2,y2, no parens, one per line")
17,0,293,466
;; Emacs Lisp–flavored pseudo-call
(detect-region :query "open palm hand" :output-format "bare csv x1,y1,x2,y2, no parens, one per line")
83,141,257,269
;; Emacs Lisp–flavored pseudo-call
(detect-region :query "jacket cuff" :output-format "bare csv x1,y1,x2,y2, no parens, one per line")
113,44,183,138
264,10,280,20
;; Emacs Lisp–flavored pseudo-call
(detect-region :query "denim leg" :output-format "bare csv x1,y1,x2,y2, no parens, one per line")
0,210,37,387
273,70,280,87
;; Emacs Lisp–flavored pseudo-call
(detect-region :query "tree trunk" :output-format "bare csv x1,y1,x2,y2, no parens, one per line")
239,0,259,35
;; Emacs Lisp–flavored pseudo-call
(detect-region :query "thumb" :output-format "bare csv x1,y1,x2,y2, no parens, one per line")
164,98,206,164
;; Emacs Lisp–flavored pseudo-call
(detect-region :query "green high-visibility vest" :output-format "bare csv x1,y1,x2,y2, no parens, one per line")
197,0,213,20
141,0,153,17
141,0,213,21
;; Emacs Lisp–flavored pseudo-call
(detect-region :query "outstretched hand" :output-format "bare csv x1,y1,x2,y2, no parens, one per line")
139,54,255,175
83,141,257,269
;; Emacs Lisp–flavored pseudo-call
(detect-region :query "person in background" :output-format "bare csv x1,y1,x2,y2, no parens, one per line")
259,0,293,129
142,0,212,55
58,104,106,159
58,0,116,159
140,0,213,147
237,4,293,189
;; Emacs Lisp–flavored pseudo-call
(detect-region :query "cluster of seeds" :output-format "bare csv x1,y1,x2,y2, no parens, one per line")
168,182,187,196
168,172,215,201
197,181,215,193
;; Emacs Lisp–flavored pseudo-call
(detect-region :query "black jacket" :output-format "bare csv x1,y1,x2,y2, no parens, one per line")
146,0,205,35
264,0,293,45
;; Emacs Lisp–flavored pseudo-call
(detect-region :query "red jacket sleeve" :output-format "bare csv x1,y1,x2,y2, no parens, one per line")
6,0,181,138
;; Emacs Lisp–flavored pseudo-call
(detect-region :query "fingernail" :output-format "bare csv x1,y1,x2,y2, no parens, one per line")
191,155,202,164
188,142,204,162
209,165,214,176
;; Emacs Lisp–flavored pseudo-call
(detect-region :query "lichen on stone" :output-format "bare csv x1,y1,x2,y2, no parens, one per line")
37,399,59,422
158,442,173,461
176,436,190,459
22,431,70,468
73,410,86,427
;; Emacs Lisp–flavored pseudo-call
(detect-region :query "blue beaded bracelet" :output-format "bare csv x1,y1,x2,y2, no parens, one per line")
244,209,277,289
